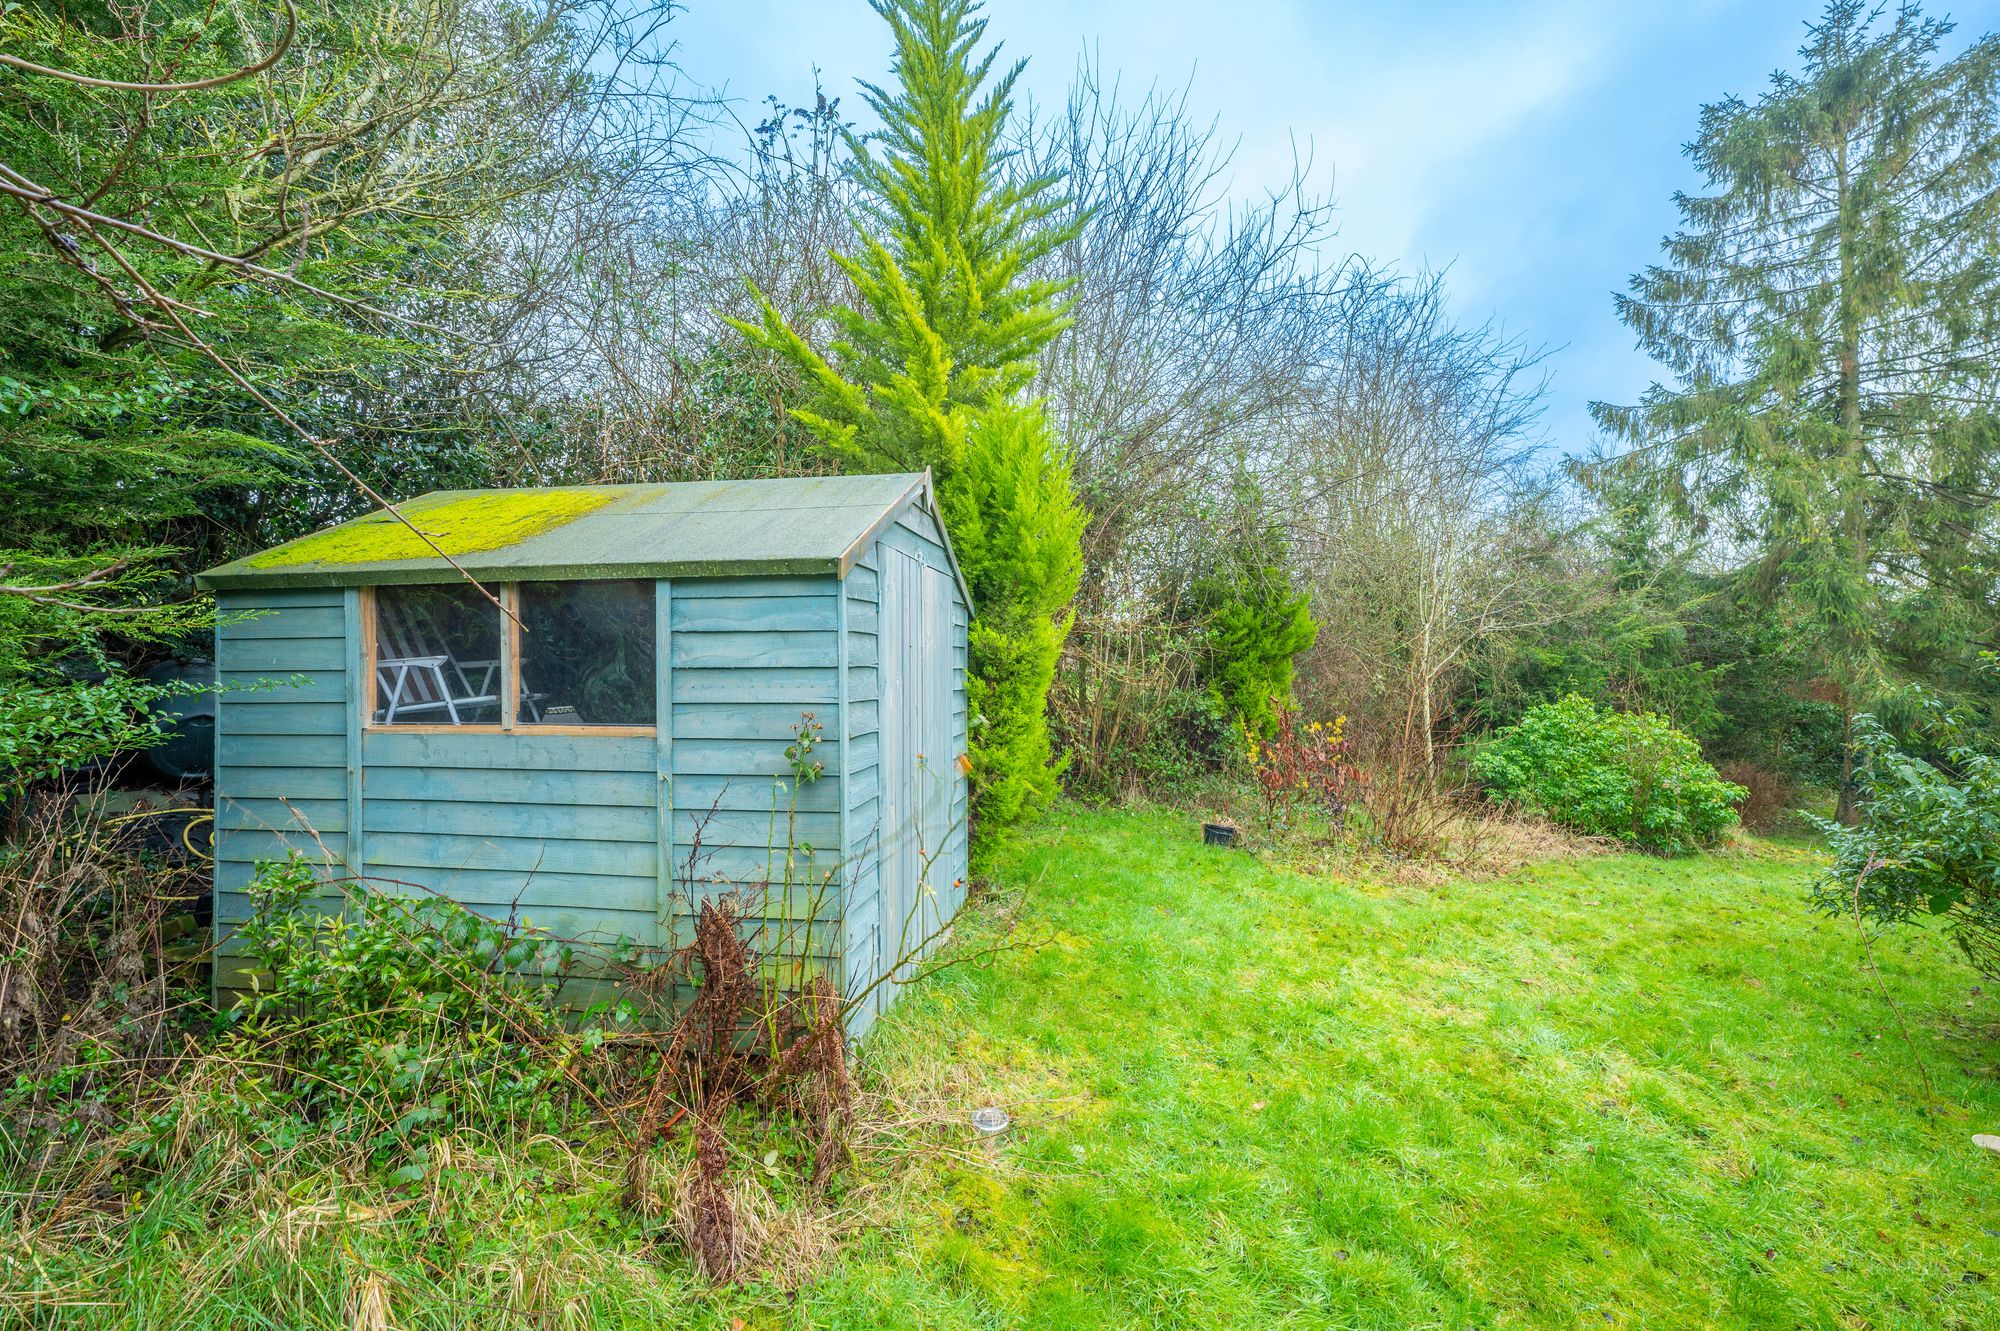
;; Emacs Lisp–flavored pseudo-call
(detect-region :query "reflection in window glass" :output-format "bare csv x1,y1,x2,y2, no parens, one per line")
372,584,503,725
518,580,656,727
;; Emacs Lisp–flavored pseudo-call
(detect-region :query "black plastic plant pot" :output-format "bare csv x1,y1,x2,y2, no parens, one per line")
1203,822,1241,847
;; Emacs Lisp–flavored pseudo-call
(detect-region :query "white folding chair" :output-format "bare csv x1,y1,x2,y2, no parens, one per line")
375,599,502,724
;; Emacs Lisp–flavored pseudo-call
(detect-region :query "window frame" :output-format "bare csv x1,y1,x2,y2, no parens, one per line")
361,582,658,737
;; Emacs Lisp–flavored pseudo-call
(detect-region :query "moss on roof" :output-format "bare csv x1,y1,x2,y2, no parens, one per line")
246,488,623,568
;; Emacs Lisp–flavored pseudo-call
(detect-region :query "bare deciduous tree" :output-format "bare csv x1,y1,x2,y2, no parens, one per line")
1290,273,1559,789
1017,71,1557,797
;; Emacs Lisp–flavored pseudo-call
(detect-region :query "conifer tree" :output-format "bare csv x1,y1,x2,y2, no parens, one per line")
1596,0,2000,818
1187,522,1318,743
732,0,1086,828
953,400,1085,822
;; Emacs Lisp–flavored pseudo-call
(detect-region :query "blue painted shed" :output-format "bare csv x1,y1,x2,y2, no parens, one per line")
196,471,971,1036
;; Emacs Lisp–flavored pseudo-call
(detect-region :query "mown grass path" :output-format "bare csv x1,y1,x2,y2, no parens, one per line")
816,807,2000,1329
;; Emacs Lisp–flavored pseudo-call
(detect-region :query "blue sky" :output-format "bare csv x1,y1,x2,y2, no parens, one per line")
666,0,2000,461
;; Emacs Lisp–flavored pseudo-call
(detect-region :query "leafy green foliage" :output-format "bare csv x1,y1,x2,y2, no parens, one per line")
1051,620,1237,800
1467,463,1721,741
2,3,410,589
1813,708,2000,977
731,0,1077,477
228,858,590,1160
1473,695,1746,854
1057,502,1315,798
1134,685,1235,792
0,676,167,803
1467,555,1848,792
0,575,215,801
954,401,1086,823
0,0,606,789
1465,455,1856,796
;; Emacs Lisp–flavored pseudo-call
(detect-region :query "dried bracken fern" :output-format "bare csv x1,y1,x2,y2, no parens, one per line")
624,896,757,1209
771,975,854,1187
686,1116,740,1282
621,891,862,1283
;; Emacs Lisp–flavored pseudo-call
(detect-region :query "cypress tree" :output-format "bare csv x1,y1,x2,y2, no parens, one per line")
731,0,1086,829
953,399,1085,823
1187,522,1319,744
1596,0,2000,818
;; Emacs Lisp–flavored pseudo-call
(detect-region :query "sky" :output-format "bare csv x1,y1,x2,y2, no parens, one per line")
662,0,2000,462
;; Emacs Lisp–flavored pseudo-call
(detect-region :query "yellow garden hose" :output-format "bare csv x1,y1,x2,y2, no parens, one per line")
99,805,215,864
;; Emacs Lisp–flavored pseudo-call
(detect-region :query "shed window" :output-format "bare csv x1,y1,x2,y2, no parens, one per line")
371,584,504,726
367,579,656,730
518,580,656,727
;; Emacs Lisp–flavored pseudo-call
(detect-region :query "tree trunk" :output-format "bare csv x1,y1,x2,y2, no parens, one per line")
1419,618,1436,785
1834,134,1866,826
1838,699,1858,825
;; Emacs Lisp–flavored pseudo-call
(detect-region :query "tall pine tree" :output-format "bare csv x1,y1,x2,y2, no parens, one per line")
1596,0,2000,817
732,0,1085,829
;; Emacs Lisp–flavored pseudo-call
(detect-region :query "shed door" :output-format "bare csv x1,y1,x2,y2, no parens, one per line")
878,549,956,982
917,563,956,897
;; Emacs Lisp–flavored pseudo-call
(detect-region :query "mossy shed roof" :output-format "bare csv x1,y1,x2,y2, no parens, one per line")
198,472,966,597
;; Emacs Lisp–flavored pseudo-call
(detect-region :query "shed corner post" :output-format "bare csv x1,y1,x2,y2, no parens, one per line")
343,587,367,881
835,568,854,1022
654,578,674,956
211,591,229,1010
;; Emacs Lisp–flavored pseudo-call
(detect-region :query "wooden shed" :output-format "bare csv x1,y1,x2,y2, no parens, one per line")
196,471,971,1037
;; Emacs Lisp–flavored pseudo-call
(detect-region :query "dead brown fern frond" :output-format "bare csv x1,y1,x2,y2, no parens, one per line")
685,1116,740,1282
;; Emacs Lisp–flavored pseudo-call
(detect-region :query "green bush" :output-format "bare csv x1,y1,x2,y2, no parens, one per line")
0,675,168,803
1811,710,2000,977
1136,686,1237,790
226,857,603,1163
1472,694,1746,854
1193,560,1317,743
951,400,1086,827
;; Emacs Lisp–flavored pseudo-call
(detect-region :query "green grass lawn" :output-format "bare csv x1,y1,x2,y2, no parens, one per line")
819,808,2000,1331
20,806,2000,1328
